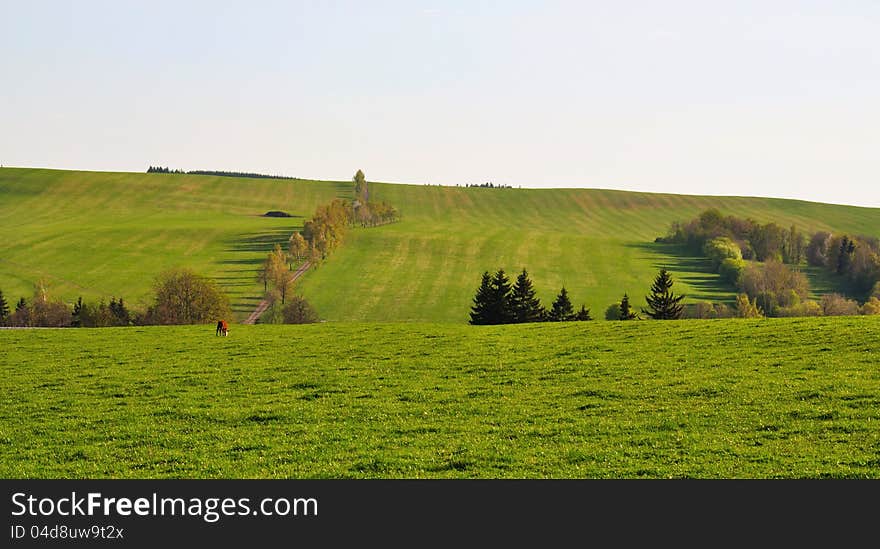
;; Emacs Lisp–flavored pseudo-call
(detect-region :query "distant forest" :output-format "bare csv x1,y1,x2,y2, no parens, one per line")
147,166,299,180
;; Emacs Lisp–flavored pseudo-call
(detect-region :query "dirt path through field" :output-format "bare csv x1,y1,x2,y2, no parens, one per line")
242,260,311,324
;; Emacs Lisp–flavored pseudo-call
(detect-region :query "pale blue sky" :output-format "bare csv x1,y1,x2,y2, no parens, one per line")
2,1,879,206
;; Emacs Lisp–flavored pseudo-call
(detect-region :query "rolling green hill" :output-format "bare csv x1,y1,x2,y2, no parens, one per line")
3,318,880,478
2,167,879,322
0,168,344,320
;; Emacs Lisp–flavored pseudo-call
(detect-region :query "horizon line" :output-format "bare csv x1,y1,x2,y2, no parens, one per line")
2,164,878,210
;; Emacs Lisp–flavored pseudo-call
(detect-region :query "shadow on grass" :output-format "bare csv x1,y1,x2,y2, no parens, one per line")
624,241,738,304
801,265,860,300
219,229,295,319
222,228,296,261
629,242,859,305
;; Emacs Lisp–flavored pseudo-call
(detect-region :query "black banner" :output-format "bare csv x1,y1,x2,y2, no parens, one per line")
1,479,873,546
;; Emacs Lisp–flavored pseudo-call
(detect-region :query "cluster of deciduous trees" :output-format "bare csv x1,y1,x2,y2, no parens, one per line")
0,282,73,327
256,244,320,324
143,268,232,325
659,208,808,264
353,200,399,228
661,209,880,316
806,232,880,298
0,268,235,327
259,244,299,304
287,171,399,266
469,269,591,325
256,170,402,323
693,234,811,315
685,291,880,319
351,170,399,228
301,199,356,262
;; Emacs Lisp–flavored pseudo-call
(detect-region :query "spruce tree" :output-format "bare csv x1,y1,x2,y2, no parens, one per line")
548,287,575,321
469,271,494,325
72,296,84,328
0,289,9,324
837,236,855,274
110,297,131,325
642,269,685,319
618,293,639,320
574,304,592,321
12,297,28,326
510,269,545,323
487,269,514,324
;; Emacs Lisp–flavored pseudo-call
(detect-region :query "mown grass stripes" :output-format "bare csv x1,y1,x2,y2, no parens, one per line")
2,168,879,323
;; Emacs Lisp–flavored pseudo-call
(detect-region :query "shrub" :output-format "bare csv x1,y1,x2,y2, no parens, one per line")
145,268,231,325
282,295,320,324
806,232,831,267
860,297,880,315
703,237,742,271
686,302,718,319
31,300,72,327
820,293,860,316
737,260,809,314
714,303,734,318
259,290,285,324
775,300,822,317
26,281,72,327
718,258,746,285
734,294,763,318
604,303,621,321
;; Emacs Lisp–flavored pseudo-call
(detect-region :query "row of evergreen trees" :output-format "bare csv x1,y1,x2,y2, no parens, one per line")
147,166,297,179
469,268,686,325
469,269,592,325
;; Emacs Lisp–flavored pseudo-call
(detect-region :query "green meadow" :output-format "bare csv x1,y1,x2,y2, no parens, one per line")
2,317,880,478
3,167,880,323
0,168,342,319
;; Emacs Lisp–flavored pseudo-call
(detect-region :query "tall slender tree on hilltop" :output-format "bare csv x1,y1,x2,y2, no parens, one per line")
510,269,545,323
643,269,685,320
618,293,639,320
353,169,368,203
548,287,575,321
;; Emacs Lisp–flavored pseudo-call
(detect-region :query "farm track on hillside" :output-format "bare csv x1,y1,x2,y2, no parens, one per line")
243,260,311,324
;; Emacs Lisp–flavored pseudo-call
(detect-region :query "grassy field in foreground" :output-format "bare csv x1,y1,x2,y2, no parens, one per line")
2,317,880,478
3,167,880,323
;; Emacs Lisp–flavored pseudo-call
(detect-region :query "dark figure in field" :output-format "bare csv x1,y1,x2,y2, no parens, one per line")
216,319,229,336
